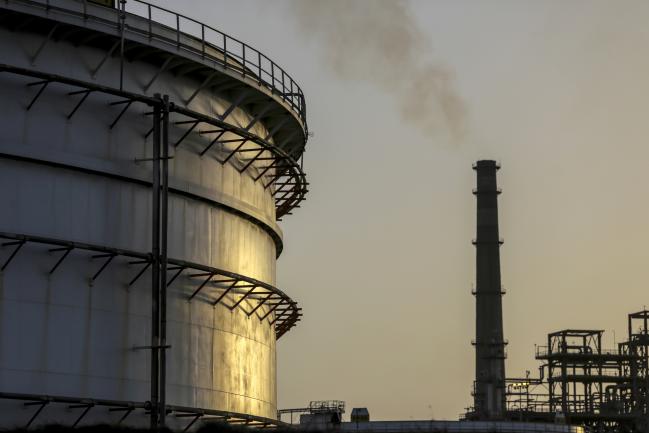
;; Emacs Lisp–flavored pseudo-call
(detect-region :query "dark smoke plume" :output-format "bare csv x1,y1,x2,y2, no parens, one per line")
291,0,466,141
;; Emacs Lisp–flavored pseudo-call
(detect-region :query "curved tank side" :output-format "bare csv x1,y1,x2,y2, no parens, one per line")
0,1,306,428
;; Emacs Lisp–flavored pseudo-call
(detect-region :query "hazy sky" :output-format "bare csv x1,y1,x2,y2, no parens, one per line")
150,0,649,421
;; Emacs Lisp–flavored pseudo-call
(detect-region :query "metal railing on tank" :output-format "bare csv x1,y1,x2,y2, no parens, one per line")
0,392,287,430
33,0,307,129
0,232,302,339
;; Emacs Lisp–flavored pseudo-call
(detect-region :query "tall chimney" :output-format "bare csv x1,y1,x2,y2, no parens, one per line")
472,160,506,420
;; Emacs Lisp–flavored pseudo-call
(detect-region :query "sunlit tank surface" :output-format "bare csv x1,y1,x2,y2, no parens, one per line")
0,0,307,429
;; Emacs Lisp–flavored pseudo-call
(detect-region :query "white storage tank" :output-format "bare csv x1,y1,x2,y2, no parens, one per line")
0,0,308,429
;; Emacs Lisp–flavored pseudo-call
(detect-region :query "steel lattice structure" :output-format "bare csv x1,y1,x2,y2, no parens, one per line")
499,311,649,433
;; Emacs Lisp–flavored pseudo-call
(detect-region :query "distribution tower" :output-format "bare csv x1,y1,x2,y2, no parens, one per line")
0,0,308,429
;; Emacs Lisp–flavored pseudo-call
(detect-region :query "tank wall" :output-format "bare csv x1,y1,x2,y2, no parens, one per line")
0,246,277,417
0,160,277,282
0,18,281,426
0,25,278,225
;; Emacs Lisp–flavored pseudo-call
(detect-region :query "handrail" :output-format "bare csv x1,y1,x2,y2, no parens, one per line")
0,392,287,428
8,0,307,133
536,347,625,357
0,231,302,338
0,62,309,220
125,0,306,125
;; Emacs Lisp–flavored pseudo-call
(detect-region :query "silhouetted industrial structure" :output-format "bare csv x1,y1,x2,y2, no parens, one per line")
465,161,649,432
276,162,583,433
471,160,507,420
497,310,649,432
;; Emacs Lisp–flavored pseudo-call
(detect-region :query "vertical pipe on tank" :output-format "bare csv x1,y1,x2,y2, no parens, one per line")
159,95,170,426
151,102,161,428
472,160,506,420
118,0,126,90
